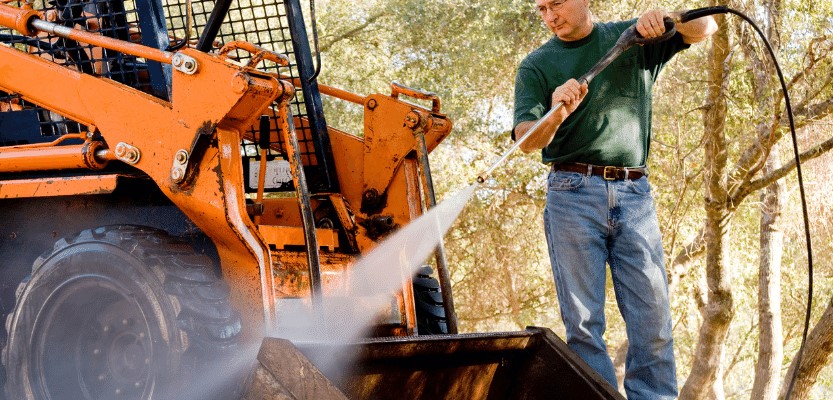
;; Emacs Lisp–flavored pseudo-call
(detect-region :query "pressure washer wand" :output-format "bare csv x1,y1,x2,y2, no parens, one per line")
476,18,677,184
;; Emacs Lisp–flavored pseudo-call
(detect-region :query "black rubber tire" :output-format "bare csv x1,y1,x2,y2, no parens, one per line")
2,225,242,400
413,266,448,335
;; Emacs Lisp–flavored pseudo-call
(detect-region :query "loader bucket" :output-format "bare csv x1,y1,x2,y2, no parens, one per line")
244,327,624,400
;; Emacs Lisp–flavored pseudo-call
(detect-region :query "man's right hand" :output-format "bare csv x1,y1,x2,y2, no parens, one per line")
551,79,589,121
514,79,588,153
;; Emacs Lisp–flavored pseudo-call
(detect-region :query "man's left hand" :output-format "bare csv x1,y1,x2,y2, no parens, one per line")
636,9,669,39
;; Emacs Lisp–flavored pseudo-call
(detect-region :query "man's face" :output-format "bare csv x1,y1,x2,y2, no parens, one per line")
535,0,592,41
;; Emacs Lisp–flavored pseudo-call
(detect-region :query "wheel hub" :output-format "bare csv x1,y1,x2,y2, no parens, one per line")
34,277,156,399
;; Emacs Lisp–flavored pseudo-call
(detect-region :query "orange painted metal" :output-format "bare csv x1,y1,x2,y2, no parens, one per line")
258,225,339,251
0,3,38,36
0,174,119,198
0,32,292,337
400,157,423,334
270,250,352,298
1,132,88,149
0,141,108,172
0,3,171,64
326,92,452,238
1,1,455,338
280,75,365,105
220,41,289,68
317,83,366,105
390,81,442,113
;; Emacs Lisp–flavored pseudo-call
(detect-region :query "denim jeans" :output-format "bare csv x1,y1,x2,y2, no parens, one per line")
544,170,677,400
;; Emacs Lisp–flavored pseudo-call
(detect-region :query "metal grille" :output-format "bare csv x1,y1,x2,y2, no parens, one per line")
190,0,321,189
1,0,147,144
1,0,332,192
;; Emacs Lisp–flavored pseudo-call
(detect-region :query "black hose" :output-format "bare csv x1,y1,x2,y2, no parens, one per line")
679,7,811,399
677,6,731,23
580,17,676,84
308,0,322,83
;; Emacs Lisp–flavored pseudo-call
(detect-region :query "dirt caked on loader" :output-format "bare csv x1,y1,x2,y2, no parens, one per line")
0,0,622,398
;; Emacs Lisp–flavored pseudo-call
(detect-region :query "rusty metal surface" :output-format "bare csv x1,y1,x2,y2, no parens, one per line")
0,35,293,336
0,174,119,198
270,250,353,298
248,327,624,400
242,338,348,400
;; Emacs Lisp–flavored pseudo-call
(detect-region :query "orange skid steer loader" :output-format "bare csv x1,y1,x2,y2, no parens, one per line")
0,0,622,398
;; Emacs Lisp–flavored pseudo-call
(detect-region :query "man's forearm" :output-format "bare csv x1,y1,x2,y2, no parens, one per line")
514,117,560,153
673,12,718,44
515,121,558,153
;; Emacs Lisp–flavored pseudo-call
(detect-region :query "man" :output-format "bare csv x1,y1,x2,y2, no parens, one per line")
513,0,716,398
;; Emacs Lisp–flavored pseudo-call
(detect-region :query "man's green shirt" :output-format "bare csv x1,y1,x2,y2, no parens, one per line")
513,20,689,167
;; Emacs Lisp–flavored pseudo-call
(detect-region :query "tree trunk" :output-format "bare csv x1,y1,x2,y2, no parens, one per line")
779,297,833,400
678,7,734,400
750,145,785,400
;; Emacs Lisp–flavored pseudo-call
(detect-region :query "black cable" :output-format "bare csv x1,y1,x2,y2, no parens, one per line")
166,0,193,51
680,6,812,399
308,0,322,82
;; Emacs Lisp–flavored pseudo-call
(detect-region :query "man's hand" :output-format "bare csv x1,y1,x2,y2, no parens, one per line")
636,9,670,39
514,79,588,153
637,8,718,44
551,78,589,122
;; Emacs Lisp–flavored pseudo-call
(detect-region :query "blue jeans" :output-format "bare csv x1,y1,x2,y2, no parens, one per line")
544,170,677,400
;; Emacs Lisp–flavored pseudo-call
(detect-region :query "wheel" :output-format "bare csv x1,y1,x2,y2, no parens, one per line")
2,225,242,400
413,266,448,335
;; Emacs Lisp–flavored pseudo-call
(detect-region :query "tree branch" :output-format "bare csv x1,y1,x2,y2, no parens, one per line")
726,34,833,201
668,228,706,297
319,11,389,53
794,98,833,123
731,134,833,203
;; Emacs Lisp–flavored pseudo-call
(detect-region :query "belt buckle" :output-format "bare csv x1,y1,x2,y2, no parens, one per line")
603,166,617,180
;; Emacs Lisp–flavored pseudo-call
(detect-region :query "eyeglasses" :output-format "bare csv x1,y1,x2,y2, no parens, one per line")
537,0,568,14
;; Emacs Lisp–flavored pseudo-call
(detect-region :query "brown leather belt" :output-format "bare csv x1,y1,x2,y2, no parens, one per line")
551,162,647,181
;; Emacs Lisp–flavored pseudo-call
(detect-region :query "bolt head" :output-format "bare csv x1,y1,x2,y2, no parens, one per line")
175,150,189,164
231,73,250,94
